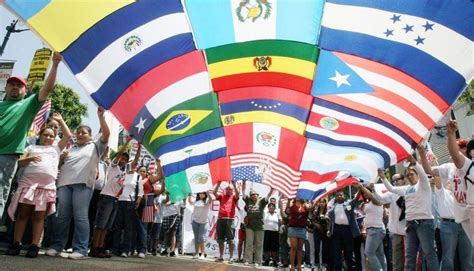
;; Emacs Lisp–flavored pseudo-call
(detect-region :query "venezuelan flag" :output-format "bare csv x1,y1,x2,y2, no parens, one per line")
206,40,319,94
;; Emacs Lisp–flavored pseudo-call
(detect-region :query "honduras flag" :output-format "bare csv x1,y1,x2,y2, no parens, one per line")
319,0,474,104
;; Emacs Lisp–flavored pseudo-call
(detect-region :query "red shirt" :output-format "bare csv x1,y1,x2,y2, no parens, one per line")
142,178,154,194
289,204,308,228
217,194,237,219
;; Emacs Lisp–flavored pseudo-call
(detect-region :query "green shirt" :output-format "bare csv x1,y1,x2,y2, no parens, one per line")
0,94,44,155
244,196,268,231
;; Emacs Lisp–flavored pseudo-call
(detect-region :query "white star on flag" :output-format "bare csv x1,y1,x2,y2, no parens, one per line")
135,117,146,134
329,70,351,88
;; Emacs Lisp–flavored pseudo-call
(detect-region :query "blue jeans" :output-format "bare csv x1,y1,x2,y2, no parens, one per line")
49,184,93,256
405,219,439,271
440,220,473,271
134,218,147,254
365,227,387,271
111,201,136,254
0,154,18,222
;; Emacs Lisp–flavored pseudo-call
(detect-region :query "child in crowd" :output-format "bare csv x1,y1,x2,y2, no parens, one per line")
6,113,71,258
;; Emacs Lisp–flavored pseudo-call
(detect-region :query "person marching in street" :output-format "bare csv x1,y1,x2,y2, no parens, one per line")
188,191,211,259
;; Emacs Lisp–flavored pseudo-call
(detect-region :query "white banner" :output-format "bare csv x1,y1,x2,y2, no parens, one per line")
0,61,15,100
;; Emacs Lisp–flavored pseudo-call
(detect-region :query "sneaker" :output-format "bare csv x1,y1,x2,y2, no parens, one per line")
227,259,235,264
120,252,128,258
69,252,87,260
88,247,101,258
199,255,205,260
244,262,250,266
254,263,260,268
138,252,145,259
215,257,224,262
25,245,40,258
100,248,112,258
192,254,198,259
5,242,22,256
45,248,60,257
169,251,176,257
160,250,168,257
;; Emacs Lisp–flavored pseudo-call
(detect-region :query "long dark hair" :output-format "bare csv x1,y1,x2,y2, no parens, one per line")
196,192,207,203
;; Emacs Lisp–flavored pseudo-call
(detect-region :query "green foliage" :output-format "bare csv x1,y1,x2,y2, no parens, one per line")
458,80,474,116
31,82,88,130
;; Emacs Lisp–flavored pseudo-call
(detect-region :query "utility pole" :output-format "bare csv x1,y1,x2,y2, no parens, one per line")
0,19,29,57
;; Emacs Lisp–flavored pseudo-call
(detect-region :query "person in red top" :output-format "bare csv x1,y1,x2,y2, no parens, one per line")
213,180,239,263
286,198,312,271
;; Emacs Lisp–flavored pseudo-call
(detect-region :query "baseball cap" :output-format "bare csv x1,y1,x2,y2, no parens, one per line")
7,76,27,87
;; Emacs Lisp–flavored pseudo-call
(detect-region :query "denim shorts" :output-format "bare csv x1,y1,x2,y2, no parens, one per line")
95,195,118,230
192,221,207,244
288,227,307,240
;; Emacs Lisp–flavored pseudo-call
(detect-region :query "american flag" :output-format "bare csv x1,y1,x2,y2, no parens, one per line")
141,193,156,223
30,99,51,134
230,153,301,198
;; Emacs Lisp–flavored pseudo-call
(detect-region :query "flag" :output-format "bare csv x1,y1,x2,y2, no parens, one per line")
184,0,325,49
319,0,474,105
178,158,231,194
111,51,211,130
230,153,302,198
157,128,227,177
218,86,313,135
139,93,222,155
165,171,192,203
224,122,307,170
313,177,358,203
296,170,350,200
306,99,415,168
314,50,448,143
206,40,318,93
30,99,51,134
3,0,134,52
141,193,156,223
301,139,383,183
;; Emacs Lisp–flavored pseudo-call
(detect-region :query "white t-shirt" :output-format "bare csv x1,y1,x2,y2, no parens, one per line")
334,203,350,225
434,161,471,222
57,139,107,188
162,200,180,217
375,191,406,235
95,160,108,191
363,202,385,229
263,211,281,231
382,163,433,221
192,200,210,224
22,145,60,178
101,162,125,198
434,185,455,220
118,172,144,201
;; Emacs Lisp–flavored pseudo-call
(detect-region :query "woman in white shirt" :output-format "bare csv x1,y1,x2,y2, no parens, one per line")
188,192,211,259
263,202,281,267
380,154,439,271
353,182,387,271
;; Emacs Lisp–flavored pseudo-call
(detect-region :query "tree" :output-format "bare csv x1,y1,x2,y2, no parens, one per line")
457,80,474,116
31,82,88,130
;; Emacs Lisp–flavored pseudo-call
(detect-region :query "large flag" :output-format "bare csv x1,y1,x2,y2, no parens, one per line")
319,0,474,105
224,122,307,170
30,99,51,134
301,139,383,183
111,51,211,131
165,171,192,203
206,40,318,93
218,86,313,135
230,153,301,198
157,128,227,177
306,99,415,168
296,170,350,200
140,92,222,155
313,51,448,144
184,0,325,49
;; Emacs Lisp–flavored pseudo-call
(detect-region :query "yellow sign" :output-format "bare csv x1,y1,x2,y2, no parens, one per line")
26,48,52,86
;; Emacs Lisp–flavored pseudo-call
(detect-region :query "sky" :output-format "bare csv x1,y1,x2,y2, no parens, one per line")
0,5,100,133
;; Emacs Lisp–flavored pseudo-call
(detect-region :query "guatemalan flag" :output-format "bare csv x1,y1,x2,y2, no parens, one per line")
319,0,474,106
185,0,325,49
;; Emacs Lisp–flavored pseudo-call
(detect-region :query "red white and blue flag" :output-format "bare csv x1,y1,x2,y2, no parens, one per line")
141,193,156,223
30,99,51,134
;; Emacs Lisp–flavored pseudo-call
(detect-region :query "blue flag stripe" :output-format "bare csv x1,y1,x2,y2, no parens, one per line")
220,99,309,122
327,0,474,39
156,128,225,156
90,33,195,109
162,148,227,177
62,0,185,73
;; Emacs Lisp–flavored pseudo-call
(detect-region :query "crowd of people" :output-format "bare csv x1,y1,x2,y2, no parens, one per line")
0,53,473,271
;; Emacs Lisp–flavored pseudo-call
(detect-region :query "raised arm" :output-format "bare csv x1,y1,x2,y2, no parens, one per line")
352,182,383,206
149,160,164,184
113,136,132,165
53,113,72,151
447,120,465,169
413,162,431,191
38,52,61,102
131,144,142,169
97,107,110,144
213,181,222,197
379,168,406,196
266,186,274,200
417,144,439,177
232,181,239,200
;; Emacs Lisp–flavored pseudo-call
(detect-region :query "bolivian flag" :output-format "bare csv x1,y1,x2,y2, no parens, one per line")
206,40,319,94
